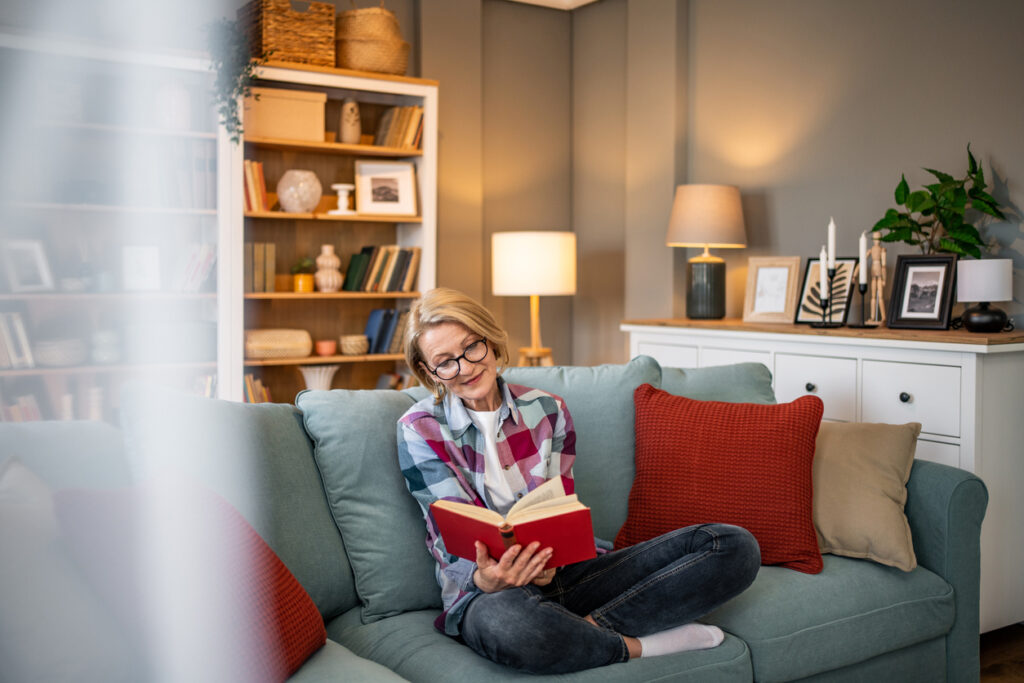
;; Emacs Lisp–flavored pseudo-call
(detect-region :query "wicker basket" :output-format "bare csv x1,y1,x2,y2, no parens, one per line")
335,1,409,75
339,334,370,356
245,329,313,359
239,0,335,67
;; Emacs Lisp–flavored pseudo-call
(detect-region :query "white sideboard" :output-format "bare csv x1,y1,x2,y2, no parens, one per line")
622,319,1024,633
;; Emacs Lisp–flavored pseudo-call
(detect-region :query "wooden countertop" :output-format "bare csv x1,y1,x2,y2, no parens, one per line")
621,318,1024,347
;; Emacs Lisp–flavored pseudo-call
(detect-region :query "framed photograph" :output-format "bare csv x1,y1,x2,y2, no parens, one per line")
1,240,54,292
886,254,956,329
354,160,418,216
795,257,859,324
743,256,801,323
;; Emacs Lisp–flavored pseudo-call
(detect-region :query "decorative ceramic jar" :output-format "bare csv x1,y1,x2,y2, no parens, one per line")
276,170,323,213
340,97,361,144
315,244,343,292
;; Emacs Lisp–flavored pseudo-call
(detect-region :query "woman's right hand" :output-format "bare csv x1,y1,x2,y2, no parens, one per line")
472,541,553,593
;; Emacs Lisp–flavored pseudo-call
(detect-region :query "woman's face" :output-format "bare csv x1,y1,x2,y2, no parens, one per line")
418,321,500,412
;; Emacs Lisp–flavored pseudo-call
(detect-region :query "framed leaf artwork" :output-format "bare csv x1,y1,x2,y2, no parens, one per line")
795,257,859,325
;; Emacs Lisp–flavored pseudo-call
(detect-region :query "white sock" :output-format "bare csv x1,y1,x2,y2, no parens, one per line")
638,623,725,657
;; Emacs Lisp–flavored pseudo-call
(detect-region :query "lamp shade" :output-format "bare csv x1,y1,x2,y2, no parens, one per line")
492,231,577,296
957,259,1012,303
665,184,747,248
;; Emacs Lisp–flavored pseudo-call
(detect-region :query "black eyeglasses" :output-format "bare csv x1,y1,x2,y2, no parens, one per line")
425,339,489,380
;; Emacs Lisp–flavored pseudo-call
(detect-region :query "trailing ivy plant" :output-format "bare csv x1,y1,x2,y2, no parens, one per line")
871,145,1006,258
206,18,269,144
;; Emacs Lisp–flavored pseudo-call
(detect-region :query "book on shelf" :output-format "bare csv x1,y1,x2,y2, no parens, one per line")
244,242,276,293
373,105,425,149
173,243,216,292
374,370,418,391
387,310,410,355
363,308,392,354
243,373,272,403
374,308,400,354
342,245,422,293
243,159,269,212
342,249,372,291
0,313,34,369
430,477,596,570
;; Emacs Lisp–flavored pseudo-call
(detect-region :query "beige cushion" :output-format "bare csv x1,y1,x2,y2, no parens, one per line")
812,422,922,571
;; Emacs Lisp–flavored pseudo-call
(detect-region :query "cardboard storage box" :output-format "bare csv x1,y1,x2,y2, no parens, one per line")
243,87,326,142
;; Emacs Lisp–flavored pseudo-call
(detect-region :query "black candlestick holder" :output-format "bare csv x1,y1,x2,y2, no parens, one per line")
847,282,877,328
811,267,844,328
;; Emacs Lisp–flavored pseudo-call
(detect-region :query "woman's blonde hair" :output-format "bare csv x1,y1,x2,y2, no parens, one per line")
404,287,510,401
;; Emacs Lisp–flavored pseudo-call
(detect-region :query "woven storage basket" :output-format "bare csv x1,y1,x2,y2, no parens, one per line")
339,334,369,356
335,1,409,75
245,329,313,359
239,0,335,67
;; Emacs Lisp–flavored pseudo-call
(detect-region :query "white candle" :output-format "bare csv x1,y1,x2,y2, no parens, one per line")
827,217,837,270
819,245,828,300
858,231,868,284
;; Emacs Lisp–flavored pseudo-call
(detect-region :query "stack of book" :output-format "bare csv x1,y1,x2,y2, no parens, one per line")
243,373,272,403
243,159,270,212
363,308,410,356
342,245,421,293
0,312,34,369
173,243,217,292
243,242,277,293
374,105,424,150
1,393,43,422
375,371,418,391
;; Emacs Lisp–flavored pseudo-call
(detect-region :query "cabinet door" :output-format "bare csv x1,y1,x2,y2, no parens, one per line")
774,353,857,422
699,347,770,369
861,360,960,437
636,341,698,369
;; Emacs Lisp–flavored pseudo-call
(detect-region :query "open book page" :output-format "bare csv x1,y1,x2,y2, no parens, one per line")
506,476,566,517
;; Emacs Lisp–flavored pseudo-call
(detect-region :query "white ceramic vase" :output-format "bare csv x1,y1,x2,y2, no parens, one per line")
298,364,341,391
276,170,323,213
315,244,343,292
340,97,361,145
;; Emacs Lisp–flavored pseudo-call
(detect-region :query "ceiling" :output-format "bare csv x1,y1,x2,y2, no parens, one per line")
504,0,601,9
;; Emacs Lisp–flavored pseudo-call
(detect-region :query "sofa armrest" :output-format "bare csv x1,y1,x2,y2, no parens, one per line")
904,458,988,683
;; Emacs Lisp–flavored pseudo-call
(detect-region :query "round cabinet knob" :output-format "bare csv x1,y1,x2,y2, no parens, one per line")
899,392,912,404
805,382,817,393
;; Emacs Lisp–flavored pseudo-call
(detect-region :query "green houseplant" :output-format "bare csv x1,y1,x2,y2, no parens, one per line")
871,145,1006,258
206,18,268,143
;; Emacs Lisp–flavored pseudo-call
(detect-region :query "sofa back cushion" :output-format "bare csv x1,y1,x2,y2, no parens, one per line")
501,355,662,540
659,362,776,404
120,384,356,620
296,389,442,622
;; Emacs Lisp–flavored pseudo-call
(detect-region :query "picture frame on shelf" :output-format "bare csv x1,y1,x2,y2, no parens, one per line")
354,160,418,216
886,254,956,330
742,256,801,323
795,257,858,325
1,240,54,293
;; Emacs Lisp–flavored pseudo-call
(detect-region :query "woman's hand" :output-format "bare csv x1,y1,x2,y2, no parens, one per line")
531,567,556,587
472,541,553,593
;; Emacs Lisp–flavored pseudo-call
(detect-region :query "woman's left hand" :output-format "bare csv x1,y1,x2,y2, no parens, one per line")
531,567,556,587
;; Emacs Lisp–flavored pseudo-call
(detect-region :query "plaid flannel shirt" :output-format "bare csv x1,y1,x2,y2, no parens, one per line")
397,376,576,635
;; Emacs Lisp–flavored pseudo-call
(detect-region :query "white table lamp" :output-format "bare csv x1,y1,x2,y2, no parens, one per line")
492,231,577,366
957,258,1013,333
665,184,747,319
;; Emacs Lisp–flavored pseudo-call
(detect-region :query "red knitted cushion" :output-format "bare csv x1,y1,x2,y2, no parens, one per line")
615,384,824,573
56,481,326,681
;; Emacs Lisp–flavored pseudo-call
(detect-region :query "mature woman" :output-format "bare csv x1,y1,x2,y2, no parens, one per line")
397,287,759,674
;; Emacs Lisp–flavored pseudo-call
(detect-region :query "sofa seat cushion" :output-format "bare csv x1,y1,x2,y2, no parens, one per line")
289,639,407,682
327,607,752,682
703,555,954,683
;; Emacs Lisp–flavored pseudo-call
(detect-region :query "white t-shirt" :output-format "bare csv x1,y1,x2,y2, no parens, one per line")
466,407,516,511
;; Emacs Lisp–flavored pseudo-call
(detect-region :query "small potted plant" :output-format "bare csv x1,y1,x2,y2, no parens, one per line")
291,257,315,293
871,144,1006,257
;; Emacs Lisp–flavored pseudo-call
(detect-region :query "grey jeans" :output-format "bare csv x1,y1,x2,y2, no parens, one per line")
459,523,760,674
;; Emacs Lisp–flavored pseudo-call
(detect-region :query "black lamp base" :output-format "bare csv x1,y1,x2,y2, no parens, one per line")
687,260,725,319
962,302,1009,333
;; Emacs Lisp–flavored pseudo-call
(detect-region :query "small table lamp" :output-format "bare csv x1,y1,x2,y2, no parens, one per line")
665,184,747,319
492,231,577,366
957,258,1013,333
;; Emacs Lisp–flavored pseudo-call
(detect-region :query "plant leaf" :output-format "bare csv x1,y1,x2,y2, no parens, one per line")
906,190,935,214
924,167,955,184
895,175,909,205
967,144,978,174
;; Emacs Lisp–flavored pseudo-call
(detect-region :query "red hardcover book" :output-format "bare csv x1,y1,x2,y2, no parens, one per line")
429,478,596,570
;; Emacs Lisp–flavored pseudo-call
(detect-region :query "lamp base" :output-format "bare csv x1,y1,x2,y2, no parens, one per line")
518,346,553,367
962,302,1009,333
686,259,726,319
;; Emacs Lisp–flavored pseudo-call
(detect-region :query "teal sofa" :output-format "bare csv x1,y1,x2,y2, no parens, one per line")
1,356,987,682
